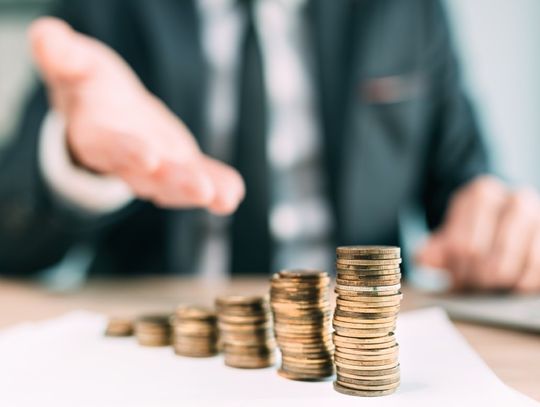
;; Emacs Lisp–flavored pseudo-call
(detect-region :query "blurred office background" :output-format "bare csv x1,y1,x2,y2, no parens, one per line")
1,0,540,187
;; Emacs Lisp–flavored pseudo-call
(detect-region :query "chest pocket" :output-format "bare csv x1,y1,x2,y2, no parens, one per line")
359,71,429,150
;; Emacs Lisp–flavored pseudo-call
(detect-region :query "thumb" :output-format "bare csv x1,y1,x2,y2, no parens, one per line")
415,231,448,269
29,17,91,86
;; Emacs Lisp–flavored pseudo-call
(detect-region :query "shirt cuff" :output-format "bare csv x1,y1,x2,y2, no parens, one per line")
39,111,134,214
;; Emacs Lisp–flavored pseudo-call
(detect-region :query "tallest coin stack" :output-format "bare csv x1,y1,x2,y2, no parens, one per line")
332,246,403,397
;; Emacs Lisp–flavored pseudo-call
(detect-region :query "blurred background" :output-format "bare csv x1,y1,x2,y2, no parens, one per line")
1,0,539,188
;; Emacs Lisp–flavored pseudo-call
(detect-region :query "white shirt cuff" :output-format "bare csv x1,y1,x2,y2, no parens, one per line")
39,111,134,214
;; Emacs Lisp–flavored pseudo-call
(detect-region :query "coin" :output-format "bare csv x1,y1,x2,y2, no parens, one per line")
172,305,218,357
335,258,402,266
336,379,400,392
135,314,172,347
270,268,334,381
334,359,399,371
337,252,401,260
217,295,275,369
332,245,402,397
336,246,400,256
335,283,401,292
104,317,134,337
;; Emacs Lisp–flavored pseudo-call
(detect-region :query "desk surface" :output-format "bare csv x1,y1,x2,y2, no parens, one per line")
1,277,539,401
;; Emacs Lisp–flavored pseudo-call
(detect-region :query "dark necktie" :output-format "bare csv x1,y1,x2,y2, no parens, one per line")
230,1,271,275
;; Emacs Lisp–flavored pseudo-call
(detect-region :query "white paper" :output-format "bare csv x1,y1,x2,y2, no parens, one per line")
0,308,537,407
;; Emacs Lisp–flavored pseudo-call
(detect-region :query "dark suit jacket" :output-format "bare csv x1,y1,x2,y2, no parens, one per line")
0,0,488,276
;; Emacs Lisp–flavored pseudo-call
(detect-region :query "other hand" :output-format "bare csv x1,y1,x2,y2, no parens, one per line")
417,175,540,293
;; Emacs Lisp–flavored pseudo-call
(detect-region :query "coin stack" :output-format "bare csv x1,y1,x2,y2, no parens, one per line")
104,317,134,337
270,269,334,381
216,295,275,369
135,314,172,347
332,246,402,397
172,305,218,357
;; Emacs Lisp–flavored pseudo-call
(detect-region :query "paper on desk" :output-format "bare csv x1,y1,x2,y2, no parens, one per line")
0,308,536,407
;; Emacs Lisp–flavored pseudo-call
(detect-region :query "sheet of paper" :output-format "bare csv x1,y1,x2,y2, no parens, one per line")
0,307,536,407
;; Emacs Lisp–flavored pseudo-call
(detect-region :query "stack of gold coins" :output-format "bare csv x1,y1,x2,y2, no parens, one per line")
332,246,402,397
270,269,334,380
104,317,134,337
216,295,275,369
172,305,218,357
135,314,172,347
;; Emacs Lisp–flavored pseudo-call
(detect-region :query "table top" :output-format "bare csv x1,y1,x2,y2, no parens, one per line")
1,276,539,401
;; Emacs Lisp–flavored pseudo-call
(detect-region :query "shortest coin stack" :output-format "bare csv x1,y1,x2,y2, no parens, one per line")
172,305,218,357
104,317,134,337
135,314,172,347
333,246,403,397
270,269,334,381
216,295,275,369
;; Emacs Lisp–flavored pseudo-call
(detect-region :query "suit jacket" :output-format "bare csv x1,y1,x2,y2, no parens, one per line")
0,0,488,276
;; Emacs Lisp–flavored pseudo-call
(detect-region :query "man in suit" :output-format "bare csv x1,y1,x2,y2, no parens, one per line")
1,0,539,291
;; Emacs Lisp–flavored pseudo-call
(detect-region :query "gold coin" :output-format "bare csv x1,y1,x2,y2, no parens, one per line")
336,278,401,287
216,295,268,307
175,305,215,321
336,344,398,355
332,316,395,327
336,298,401,308
335,283,401,293
224,355,275,369
337,370,401,384
336,296,401,305
335,289,402,298
333,381,398,397
332,319,396,329
334,359,399,371
336,262,401,270
337,252,400,260
336,379,400,392
335,354,398,365
336,365,400,377
278,269,329,279
333,332,395,344
335,304,401,313
336,272,401,281
333,327,395,338
337,374,400,386
336,246,400,256
278,368,333,381
336,267,401,276
334,350,398,361
104,317,134,337
336,258,402,266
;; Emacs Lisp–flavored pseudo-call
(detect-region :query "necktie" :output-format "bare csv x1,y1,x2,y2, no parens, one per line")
230,1,271,274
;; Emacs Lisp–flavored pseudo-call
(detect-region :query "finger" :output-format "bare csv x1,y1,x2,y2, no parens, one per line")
29,17,91,86
202,157,245,215
443,178,506,290
482,189,538,290
515,226,540,293
150,159,215,208
415,232,448,269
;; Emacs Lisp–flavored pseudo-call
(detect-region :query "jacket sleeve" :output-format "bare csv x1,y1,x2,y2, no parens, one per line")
0,0,141,276
420,0,491,230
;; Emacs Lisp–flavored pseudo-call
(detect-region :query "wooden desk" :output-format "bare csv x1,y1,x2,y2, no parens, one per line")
1,277,539,401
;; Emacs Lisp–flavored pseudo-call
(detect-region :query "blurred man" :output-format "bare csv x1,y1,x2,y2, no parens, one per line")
0,0,539,291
